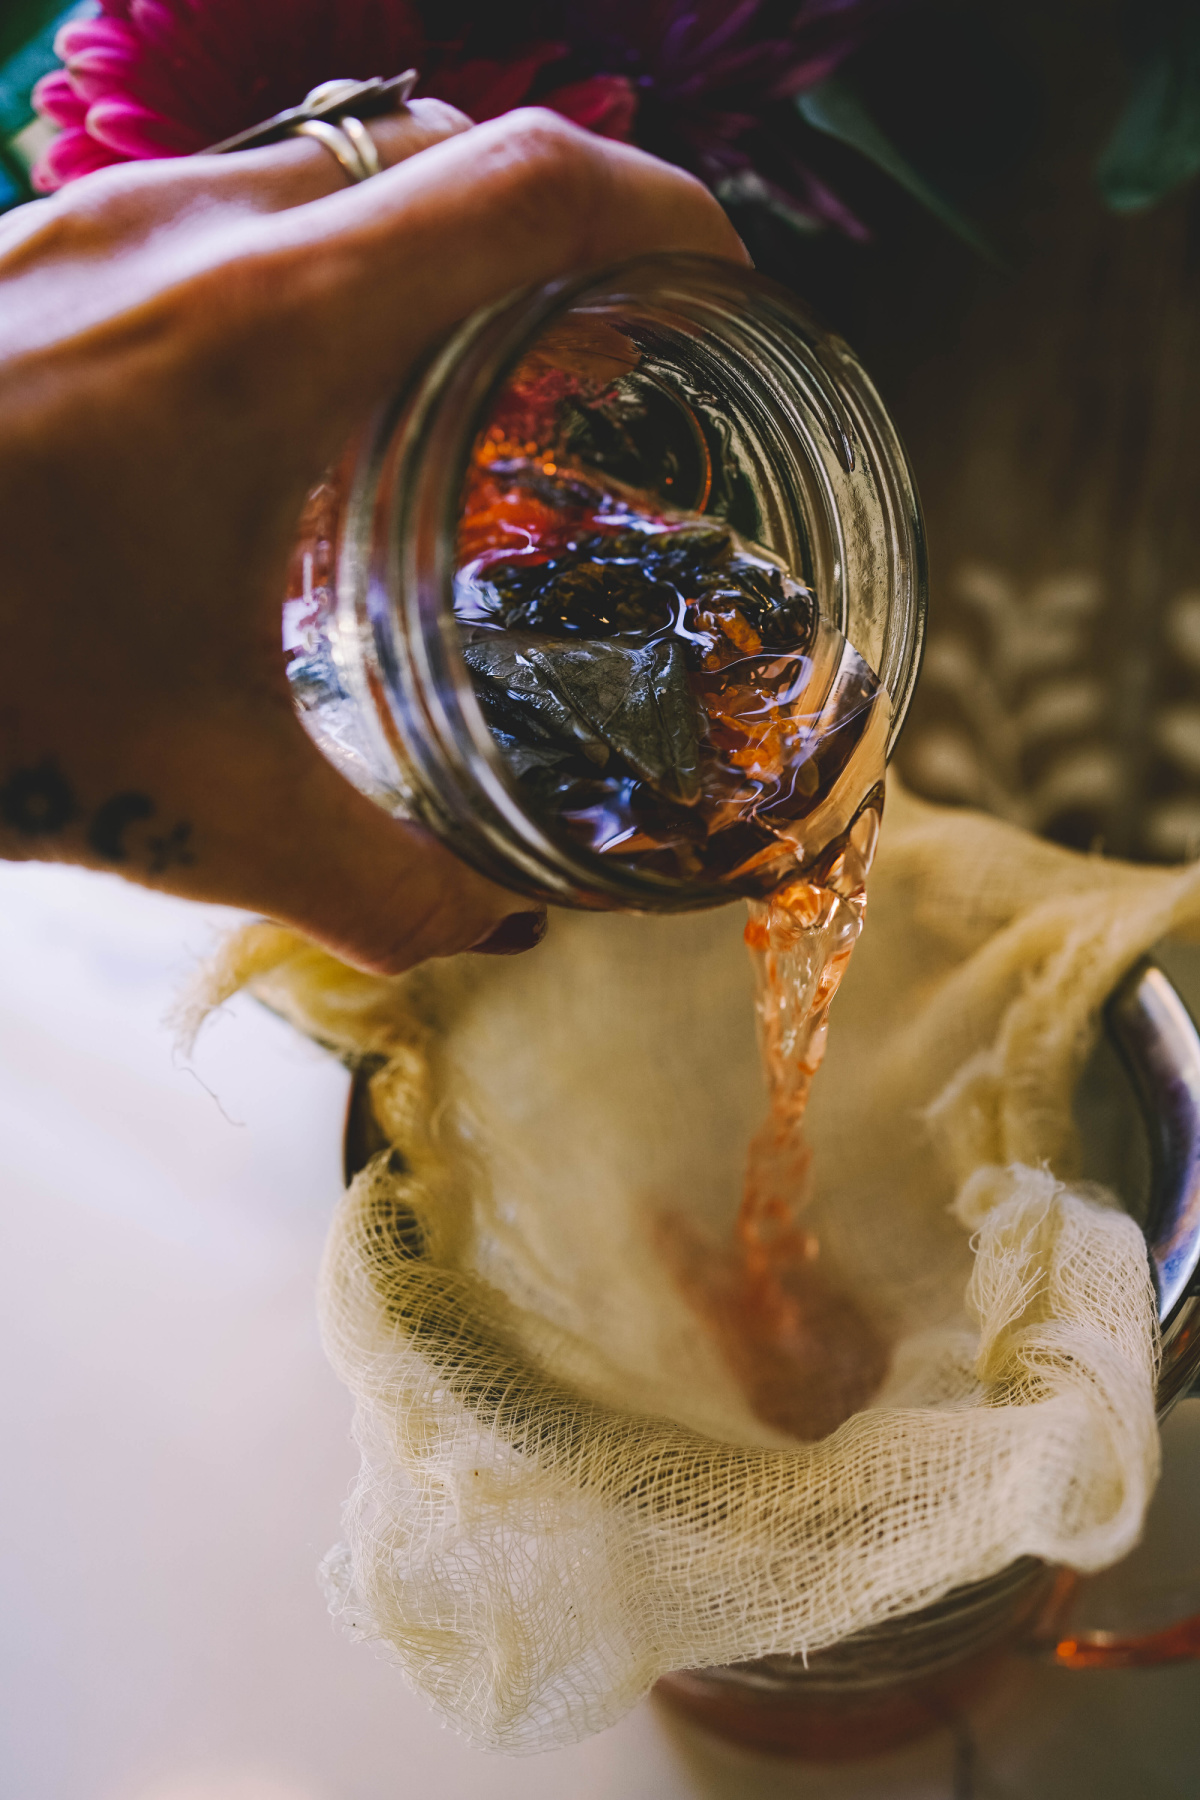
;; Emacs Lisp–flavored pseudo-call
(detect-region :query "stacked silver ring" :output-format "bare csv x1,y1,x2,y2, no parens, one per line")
290,87,384,184
204,71,418,185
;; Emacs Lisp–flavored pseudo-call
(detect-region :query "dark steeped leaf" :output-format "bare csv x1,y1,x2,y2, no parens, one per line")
487,553,678,638
455,442,878,892
462,628,705,803
485,728,588,814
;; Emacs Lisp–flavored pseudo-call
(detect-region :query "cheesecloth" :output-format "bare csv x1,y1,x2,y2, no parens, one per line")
186,781,1200,1751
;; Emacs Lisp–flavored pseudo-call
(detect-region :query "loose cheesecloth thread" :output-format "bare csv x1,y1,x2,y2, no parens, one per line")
185,781,1200,1751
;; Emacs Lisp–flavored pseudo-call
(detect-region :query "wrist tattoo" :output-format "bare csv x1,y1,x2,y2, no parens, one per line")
0,758,195,874
89,791,154,860
0,757,77,835
146,820,195,873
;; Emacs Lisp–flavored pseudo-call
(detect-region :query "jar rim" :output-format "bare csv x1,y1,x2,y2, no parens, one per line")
353,253,927,910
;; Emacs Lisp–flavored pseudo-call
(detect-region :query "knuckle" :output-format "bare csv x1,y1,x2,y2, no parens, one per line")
18,166,139,260
406,95,473,136
499,106,589,175
477,107,600,242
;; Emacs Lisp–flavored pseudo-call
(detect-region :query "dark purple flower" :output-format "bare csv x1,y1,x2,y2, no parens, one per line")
31,1,611,190
561,1,910,234
31,0,905,237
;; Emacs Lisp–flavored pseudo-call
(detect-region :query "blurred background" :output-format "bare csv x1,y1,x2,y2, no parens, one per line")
1,861,1199,1800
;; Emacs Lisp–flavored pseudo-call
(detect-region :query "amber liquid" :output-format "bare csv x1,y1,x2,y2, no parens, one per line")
455,426,891,1441
658,827,890,1443
455,442,888,898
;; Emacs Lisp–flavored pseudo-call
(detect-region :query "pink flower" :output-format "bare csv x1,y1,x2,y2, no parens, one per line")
31,1,635,192
29,0,905,238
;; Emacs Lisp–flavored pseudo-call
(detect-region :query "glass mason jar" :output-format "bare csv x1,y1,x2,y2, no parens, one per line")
283,253,926,911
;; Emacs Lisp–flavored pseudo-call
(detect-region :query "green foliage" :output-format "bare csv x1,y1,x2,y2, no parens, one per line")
1098,1,1200,211
797,74,1002,264
0,0,94,140
0,141,29,207
0,0,71,73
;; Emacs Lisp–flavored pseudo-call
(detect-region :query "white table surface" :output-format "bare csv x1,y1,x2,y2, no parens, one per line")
1,861,1198,1800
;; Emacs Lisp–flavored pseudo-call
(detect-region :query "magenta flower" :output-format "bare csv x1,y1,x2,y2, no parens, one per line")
563,1,907,236
31,1,623,191
31,0,904,237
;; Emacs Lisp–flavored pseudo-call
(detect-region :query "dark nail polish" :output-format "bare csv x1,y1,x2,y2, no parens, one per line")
470,911,547,956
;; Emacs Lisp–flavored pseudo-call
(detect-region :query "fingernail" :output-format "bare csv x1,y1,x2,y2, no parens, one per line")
470,911,547,956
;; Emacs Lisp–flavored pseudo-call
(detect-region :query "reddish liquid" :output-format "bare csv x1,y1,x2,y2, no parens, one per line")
455,436,888,898
659,828,890,1443
456,421,892,1440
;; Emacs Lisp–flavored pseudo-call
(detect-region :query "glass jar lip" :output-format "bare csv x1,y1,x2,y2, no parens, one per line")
430,252,927,750
380,253,926,910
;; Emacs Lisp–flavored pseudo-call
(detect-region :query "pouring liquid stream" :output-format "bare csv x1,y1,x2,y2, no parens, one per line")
456,420,891,1441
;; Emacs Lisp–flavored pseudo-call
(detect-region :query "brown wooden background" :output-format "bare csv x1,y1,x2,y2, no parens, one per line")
749,0,1200,861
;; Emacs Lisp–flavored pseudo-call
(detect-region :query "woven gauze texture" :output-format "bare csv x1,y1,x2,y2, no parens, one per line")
195,783,1200,1751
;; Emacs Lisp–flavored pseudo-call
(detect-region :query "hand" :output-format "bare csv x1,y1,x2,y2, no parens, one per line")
0,102,747,973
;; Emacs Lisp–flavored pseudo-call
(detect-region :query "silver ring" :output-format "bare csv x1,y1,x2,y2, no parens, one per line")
290,116,378,185
337,113,383,180
202,70,416,170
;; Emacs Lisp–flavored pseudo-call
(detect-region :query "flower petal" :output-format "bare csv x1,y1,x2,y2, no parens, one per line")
55,16,140,63
84,96,198,156
427,44,567,123
60,42,145,106
781,159,871,241
32,70,88,128
773,56,845,99
127,0,193,58
542,76,638,141
32,129,121,192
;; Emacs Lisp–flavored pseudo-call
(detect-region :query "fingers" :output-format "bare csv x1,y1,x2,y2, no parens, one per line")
249,772,544,977
259,747,543,976
0,105,745,975
161,109,745,967
0,97,473,362
112,708,545,975
267,109,750,406
186,97,473,214
0,97,472,268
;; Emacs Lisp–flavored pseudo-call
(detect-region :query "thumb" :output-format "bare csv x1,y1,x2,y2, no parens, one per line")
134,711,546,974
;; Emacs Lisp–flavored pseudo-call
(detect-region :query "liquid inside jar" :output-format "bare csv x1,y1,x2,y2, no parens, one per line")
454,430,888,897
